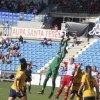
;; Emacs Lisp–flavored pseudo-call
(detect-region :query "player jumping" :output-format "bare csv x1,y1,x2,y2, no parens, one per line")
55,58,82,100
38,38,70,98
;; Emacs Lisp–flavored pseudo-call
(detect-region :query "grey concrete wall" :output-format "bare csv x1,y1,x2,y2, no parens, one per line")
17,21,51,29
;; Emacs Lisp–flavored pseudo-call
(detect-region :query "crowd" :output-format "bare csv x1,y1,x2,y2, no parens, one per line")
58,0,100,14
0,0,46,14
0,35,24,64
41,38,52,46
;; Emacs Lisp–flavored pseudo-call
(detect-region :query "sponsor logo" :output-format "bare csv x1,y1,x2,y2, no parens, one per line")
89,23,100,35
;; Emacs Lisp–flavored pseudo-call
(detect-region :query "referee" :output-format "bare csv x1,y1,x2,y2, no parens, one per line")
25,64,32,94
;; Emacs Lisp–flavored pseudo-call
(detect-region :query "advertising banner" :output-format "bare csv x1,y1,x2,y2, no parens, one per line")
40,75,61,87
12,27,61,39
31,74,40,85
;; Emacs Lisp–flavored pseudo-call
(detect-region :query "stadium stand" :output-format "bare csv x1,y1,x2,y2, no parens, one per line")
0,40,59,73
58,39,100,76
52,0,100,14
0,12,35,25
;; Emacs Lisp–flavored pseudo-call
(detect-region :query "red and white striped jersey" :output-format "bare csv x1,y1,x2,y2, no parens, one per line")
64,62,78,76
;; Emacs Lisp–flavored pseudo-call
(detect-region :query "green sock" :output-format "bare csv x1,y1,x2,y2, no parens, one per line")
51,78,56,93
42,77,49,91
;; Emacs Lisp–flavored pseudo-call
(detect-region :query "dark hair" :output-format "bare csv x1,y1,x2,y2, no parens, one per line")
20,58,27,71
86,66,92,80
70,57,75,61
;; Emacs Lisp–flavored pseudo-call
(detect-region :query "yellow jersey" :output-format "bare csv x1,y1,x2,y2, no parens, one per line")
70,70,84,91
17,65,21,72
81,74,97,97
11,70,26,90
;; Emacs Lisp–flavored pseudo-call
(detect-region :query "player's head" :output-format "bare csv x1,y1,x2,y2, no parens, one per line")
20,58,27,71
69,57,74,64
86,65,92,79
93,66,96,71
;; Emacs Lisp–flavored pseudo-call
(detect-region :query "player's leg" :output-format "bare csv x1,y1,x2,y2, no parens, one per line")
48,77,56,99
28,81,31,94
38,67,52,94
8,97,15,100
64,76,73,100
20,96,27,100
55,75,66,99
68,94,75,100
8,88,16,100
48,68,60,98
55,84,64,100
68,90,76,100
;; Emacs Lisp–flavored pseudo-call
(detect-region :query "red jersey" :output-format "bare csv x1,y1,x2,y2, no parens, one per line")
92,70,99,81
64,62,78,76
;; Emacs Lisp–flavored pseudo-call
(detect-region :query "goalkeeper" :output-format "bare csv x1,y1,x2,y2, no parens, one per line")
38,38,70,99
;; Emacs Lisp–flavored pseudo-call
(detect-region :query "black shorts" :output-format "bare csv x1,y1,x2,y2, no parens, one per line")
70,90,82,95
9,88,25,98
83,97,95,100
25,77,31,82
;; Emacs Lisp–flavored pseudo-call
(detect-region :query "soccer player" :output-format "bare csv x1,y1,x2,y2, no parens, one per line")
68,68,84,100
55,58,82,100
38,38,70,98
8,58,27,100
92,66,99,87
25,64,32,94
78,66,99,100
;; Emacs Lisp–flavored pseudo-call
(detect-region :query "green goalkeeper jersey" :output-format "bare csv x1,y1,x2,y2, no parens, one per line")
50,53,62,69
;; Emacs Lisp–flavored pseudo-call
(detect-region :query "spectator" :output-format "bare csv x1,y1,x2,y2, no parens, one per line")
2,56,5,64
26,6,30,14
32,7,38,14
4,21,10,36
72,33,77,47
54,25,58,30
6,49,10,56
14,49,20,57
0,52,3,59
19,12,24,20
64,26,69,38
2,42,8,49
2,34,8,41
10,42,15,50
14,43,19,50
41,23,45,28
19,35,23,43
9,49,13,57
40,38,48,46
6,38,10,46
47,39,52,46
5,56,11,64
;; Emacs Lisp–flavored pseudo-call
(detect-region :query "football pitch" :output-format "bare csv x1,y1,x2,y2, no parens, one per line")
0,82,76,100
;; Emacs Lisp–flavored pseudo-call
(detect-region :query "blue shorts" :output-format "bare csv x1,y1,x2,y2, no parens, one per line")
9,88,26,98
83,97,95,100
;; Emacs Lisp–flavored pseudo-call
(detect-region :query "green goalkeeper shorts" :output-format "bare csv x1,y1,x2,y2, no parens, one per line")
46,66,59,78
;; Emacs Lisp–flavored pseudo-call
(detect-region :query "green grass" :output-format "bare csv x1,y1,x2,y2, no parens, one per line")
0,82,75,100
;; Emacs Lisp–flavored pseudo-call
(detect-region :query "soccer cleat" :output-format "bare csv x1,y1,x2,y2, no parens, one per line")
28,91,31,94
38,90,44,94
48,92,53,99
